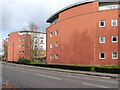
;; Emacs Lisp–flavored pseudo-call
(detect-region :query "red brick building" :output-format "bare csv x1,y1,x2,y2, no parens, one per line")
8,32,31,61
8,31,46,61
46,1,120,65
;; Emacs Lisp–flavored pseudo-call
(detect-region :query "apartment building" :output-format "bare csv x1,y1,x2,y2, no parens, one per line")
8,31,46,61
46,0,120,65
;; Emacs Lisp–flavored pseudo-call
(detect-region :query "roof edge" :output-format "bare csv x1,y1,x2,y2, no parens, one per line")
46,0,97,23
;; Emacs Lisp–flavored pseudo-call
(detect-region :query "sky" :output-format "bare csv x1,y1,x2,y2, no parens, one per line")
1,0,87,55
1,0,84,38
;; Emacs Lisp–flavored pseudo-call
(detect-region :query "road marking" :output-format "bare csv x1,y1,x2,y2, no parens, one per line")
35,74,62,80
101,77,111,79
83,83,109,88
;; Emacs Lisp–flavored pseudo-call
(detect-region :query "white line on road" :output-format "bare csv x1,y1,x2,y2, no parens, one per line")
35,74,62,80
83,83,109,88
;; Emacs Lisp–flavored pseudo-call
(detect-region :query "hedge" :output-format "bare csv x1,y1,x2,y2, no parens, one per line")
6,61,120,74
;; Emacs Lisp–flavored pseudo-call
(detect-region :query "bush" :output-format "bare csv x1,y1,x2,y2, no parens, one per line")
18,58,30,64
94,67,120,74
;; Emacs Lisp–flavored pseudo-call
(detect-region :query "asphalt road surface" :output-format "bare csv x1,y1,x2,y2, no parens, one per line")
2,63,119,88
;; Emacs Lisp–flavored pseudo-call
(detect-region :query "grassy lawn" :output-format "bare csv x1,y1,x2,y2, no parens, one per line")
30,61,44,64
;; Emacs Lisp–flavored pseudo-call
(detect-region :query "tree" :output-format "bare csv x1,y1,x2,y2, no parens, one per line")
2,39,8,60
29,22,40,61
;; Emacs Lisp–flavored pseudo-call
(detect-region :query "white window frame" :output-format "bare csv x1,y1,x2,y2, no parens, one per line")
99,20,105,27
55,42,58,47
55,30,58,35
112,36,118,43
112,19,118,26
50,44,52,48
55,54,58,59
99,37,105,43
19,45,21,47
50,54,52,59
100,52,106,59
112,52,118,59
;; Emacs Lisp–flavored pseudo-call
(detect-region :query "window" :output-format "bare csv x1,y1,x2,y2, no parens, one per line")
22,45,24,47
19,45,21,47
99,20,105,27
22,51,24,53
50,32,52,37
55,42,58,47
22,57,24,58
41,40,43,43
40,45,43,48
55,30,58,35
55,54,58,59
19,56,21,59
35,39,38,43
23,39,25,41
19,39,21,41
50,54,52,59
112,36,118,42
100,37,105,43
40,51,44,55
35,45,37,48
50,44,52,48
112,52,118,59
19,51,21,53
112,19,118,26
100,52,105,59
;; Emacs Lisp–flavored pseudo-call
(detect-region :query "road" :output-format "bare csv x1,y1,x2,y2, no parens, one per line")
2,63,119,88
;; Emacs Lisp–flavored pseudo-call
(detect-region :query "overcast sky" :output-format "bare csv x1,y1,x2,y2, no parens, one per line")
1,0,84,38
1,0,87,52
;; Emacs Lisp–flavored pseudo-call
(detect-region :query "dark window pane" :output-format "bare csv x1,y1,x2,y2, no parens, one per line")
101,53,105,58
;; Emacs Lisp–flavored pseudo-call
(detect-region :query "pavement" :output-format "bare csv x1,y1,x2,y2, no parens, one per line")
2,62,119,88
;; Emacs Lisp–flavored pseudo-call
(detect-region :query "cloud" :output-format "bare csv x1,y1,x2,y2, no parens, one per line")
2,0,83,40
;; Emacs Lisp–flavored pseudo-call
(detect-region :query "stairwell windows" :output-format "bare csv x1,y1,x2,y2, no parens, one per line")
112,19,118,26
100,52,105,59
112,52,118,59
100,37,105,43
112,36,118,43
99,20,105,27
